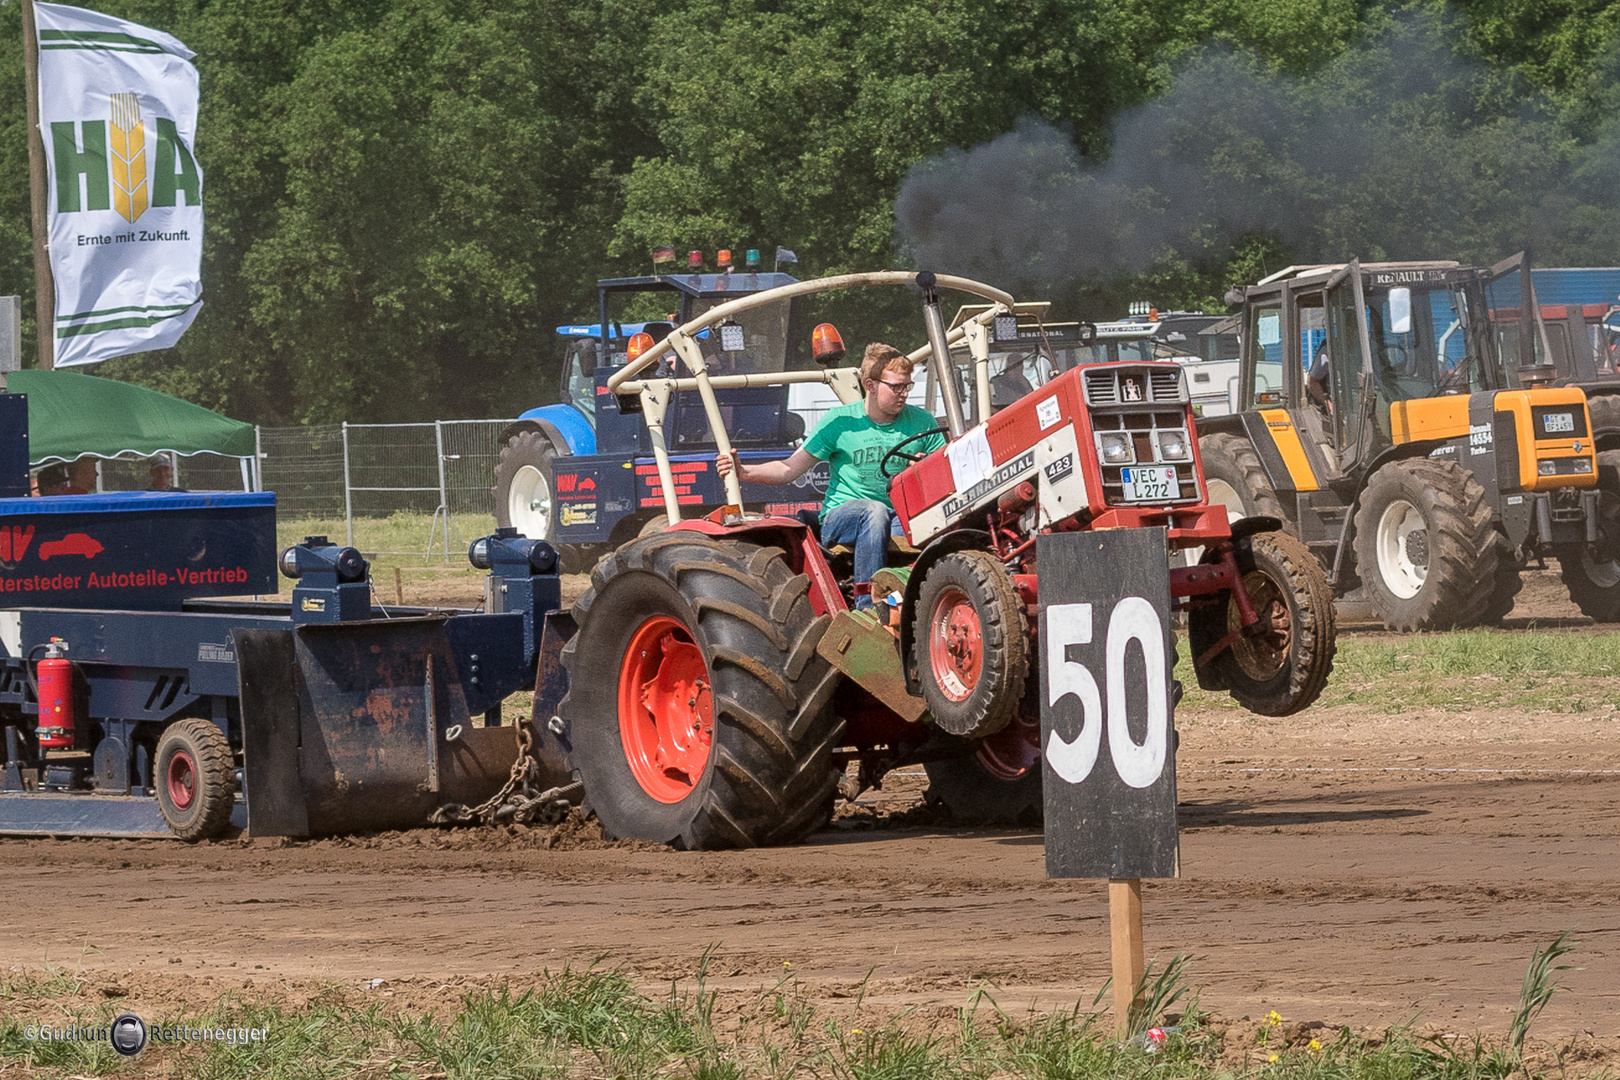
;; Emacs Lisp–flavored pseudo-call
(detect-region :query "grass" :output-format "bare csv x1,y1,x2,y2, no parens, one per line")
271,513,496,602
0,938,1599,1080
276,511,500,570
1177,628,1620,715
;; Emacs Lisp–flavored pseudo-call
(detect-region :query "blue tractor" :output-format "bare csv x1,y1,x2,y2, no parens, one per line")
492,271,829,569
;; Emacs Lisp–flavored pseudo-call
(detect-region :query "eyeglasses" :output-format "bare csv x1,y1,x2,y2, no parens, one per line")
876,380,914,394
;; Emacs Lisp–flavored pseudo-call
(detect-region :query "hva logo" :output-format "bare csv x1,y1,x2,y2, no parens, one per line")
52,92,199,223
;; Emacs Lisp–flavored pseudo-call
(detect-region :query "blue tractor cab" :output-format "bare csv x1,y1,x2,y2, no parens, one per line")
493,271,827,569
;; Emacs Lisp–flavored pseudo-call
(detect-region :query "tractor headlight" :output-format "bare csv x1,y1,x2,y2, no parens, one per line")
1539,460,1557,476
1574,458,1593,473
1156,430,1190,461
1100,433,1133,464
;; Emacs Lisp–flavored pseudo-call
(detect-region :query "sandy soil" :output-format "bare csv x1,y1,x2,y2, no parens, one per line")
2,568,1616,1062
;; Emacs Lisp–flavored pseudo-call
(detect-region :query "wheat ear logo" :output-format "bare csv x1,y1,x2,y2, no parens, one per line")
108,92,148,223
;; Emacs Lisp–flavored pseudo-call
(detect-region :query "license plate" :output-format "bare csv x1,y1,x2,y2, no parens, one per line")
1543,411,1575,434
1121,465,1179,501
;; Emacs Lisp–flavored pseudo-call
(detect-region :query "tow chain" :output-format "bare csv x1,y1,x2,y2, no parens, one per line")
429,721,583,827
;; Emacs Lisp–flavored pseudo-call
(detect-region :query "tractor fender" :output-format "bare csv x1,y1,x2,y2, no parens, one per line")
1228,514,1285,541
500,409,589,457
898,529,993,697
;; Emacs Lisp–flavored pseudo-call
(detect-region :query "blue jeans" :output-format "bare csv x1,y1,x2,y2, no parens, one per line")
821,499,902,609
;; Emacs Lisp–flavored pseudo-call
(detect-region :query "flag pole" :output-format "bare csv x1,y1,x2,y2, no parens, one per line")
21,0,55,369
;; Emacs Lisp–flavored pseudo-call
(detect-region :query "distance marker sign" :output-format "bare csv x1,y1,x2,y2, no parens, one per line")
1039,528,1179,879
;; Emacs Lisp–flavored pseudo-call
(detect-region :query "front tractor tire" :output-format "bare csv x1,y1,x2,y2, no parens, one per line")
558,533,843,849
913,551,1030,739
154,718,237,841
1351,458,1505,631
493,430,558,541
1557,449,1620,622
1189,530,1336,716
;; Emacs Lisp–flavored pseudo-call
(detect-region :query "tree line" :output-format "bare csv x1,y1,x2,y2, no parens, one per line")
1,0,1616,424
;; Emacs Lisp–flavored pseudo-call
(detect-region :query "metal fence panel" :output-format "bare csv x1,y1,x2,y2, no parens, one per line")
258,424,346,520
248,420,514,561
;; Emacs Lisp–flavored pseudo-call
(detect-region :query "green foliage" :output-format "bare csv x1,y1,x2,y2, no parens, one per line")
5,0,1620,420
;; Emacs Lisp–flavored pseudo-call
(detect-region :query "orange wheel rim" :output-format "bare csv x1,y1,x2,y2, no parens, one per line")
927,587,982,703
618,615,713,802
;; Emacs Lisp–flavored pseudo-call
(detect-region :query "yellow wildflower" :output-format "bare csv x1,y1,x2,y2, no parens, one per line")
1265,1010,1283,1026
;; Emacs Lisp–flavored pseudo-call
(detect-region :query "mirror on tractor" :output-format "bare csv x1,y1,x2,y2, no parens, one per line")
1389,287,1412,335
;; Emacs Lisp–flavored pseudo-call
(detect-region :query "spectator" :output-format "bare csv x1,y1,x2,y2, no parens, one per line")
35,463,71,496
148,459,185,491
718,342,943,608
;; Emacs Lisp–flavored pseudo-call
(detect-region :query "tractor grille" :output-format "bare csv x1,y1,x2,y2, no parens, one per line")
1085,365,1200,506
1083,365,1188,406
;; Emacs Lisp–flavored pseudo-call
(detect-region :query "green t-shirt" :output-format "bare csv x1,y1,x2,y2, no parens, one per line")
803,400,944,519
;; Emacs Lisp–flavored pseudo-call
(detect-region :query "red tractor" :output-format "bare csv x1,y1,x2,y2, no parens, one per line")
555,272,1335,848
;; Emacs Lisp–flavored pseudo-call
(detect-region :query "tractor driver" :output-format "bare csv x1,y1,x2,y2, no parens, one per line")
718,342,944,608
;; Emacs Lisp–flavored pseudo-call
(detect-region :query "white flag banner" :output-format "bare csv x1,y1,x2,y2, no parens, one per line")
35,2,203,368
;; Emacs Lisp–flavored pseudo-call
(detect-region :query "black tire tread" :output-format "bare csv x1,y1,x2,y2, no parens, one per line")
913,551,1029,739
155,718,236,842
1351,457,1500,631
1585,393,1620,450
1557,448,1620,621
559,533,842,849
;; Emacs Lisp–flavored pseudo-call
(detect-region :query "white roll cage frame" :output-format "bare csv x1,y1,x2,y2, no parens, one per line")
604,271,1017,524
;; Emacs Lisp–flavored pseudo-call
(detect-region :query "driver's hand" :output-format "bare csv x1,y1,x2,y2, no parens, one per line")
716,450,740,478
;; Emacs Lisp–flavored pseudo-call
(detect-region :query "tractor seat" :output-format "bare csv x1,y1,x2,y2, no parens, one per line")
795,509,917,579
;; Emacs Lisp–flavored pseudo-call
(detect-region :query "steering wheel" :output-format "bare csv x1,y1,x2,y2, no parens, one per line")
880,425,950,479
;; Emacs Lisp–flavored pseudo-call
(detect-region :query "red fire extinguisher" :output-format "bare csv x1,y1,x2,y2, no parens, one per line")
35,639,74,750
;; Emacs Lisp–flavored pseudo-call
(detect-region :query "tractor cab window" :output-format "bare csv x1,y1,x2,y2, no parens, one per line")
690,299,793,374
1242,302,1286,410
1366,284,1482,401
565,339,600,427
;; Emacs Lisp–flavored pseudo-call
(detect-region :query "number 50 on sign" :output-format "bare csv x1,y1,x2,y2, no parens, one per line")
1038,529,1180,880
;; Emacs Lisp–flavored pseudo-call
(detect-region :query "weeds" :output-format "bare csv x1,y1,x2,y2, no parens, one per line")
0,939,1594,1080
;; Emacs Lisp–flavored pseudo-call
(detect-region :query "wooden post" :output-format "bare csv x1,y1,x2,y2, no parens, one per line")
394,566,404,606
20,0,55,369
1110,878,1145,1036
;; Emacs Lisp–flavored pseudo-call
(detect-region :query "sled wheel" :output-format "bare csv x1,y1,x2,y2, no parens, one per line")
154,719,236,841
1352,457,1500,631
913,551,1028,739
560,533,842,849
1189,530,1336,716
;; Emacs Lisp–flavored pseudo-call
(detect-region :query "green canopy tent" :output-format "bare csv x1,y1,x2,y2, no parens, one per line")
7,369,255,466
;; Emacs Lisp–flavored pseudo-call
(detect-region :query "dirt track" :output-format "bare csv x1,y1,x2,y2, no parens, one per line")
2,570,1617,1055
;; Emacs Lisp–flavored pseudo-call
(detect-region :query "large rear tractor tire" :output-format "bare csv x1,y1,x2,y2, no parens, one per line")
1351,458,1502,631
1557,449,1620,622
1198,432,1291,530
1189,530,1336,716
154,719,236,841
558,533,843,849
913,551,1029,739
923,698,1043,826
